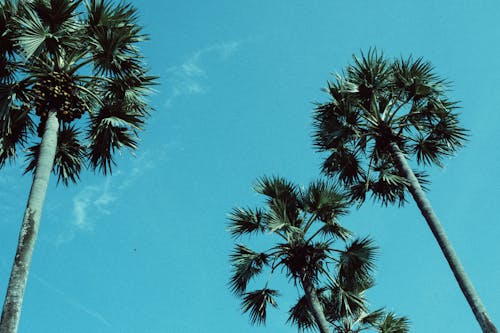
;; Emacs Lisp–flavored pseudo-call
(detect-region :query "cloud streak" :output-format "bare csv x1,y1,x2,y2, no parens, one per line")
164,41,240,108
55,144,172,245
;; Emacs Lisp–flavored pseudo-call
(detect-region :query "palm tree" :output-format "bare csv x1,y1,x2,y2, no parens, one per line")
0,1,156,331
228,176,409,333
312,49,496,333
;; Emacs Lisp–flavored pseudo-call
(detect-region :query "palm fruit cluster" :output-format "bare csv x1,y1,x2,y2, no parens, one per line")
32,72,85,123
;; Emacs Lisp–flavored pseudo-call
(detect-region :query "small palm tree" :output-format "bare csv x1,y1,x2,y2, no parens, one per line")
0,1,155,331
228,176,409,333
313,50,496,333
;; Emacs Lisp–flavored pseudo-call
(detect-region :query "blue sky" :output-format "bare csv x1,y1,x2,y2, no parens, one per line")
1,0,500,332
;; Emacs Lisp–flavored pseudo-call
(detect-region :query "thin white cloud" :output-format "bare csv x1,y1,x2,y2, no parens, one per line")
55,144,172,245
164,41,241,108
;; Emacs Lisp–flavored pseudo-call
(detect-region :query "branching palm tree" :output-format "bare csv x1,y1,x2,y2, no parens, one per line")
228,176,409,333
313,49,496,333
0,1,156,331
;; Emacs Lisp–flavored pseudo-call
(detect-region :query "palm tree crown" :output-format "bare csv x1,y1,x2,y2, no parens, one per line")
0,0,156,183
313,49,466,205
228,176,409,333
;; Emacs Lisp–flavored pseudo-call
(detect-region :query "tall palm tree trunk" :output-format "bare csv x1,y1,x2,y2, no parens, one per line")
388,141,497,333
0,112,59,333
300,276,332,333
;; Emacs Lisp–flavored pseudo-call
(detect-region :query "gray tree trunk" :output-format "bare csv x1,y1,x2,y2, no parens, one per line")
300,276,332,333
389,141,497,333
0,112,59,333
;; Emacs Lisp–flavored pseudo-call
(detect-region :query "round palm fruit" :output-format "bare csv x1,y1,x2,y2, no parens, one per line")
33,72,86,123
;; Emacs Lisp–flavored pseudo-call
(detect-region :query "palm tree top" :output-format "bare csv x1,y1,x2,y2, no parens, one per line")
0,0,157,184
228,176,409,332
313,49,467,206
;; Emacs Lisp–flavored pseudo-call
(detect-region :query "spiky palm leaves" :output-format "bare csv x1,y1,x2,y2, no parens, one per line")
313,50,497,333
313,49,466,206
228,176,409,333
0,0,156,182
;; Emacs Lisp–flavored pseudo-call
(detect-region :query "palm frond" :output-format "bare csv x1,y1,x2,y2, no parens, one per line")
0,104,32,166
369,162,408,207
241,288,279,326
14,2,50,60
324,284,368,320
52,124,85,185
227,207,265,238
300,179,349,221
265,199,302,235
229,245,269,295
287,294,316,331
357,308,385,326
86,101,141,174
377,312,410,333
347,48,391,105
86,0,146,77
0,0,19,58
393,56,445,100
321,147,365,185
319,220,352,241
338,237,377,291
411,135,448,167
254,175,298,201
32,0,81,33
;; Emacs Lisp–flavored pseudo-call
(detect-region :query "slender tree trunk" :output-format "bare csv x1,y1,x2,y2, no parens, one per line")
0,112,59,333
300,276,332,333
388,141,497,333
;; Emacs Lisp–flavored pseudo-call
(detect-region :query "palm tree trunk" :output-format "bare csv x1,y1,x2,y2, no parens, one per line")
388,141,497,333
300,276,332,333
0,112,59,333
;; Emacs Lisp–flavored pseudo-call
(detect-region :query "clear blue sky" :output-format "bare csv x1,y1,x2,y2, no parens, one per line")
1,0,499,332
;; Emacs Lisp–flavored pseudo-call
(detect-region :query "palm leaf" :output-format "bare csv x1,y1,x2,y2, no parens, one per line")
14,3,50,60
300,179,349,221
337,237,377,291
356,308,385,326
287,294,316,331
241,288,279,325
86,101,140,174
254,175,298,201
0,104,32,166
321,147,364,185
324,284,368,320
377,312,410,333
229,245,269,295
227,207,265,238
319,220,351,241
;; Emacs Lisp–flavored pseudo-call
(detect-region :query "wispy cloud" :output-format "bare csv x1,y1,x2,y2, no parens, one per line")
164,41,241,108
72,178,116,229
55,144,172,245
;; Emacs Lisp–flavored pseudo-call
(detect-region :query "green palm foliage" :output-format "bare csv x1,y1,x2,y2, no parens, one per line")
0,1,155,331
228,176,409,333
313,49,464,206
313,50,496,333
0,0,155,179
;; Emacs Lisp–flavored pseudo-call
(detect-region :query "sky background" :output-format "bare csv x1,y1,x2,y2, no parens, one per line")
1,0,500,332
